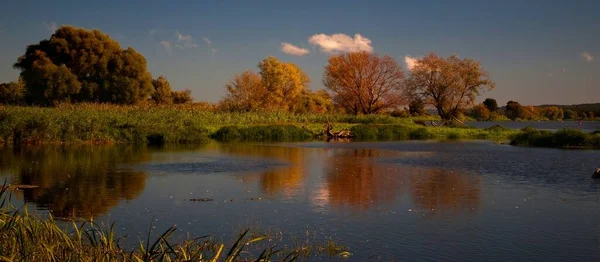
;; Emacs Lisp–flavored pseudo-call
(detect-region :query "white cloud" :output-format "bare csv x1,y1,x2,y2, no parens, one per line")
201,36,218,56
582,52,594,62
176,31,197,49
280,42,310,56
308,33,373,53
404,56,419,71
202,37,212,46
177,33,192,42
43,21,58,34
160,41,171,51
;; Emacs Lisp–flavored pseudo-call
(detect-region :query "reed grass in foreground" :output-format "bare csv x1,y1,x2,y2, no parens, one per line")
0,185,349,261
510,128,600,149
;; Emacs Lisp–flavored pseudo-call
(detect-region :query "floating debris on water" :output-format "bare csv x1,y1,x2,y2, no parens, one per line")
189,198,213,202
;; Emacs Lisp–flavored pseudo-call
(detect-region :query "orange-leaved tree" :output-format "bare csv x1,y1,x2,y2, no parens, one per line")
323,51,405,115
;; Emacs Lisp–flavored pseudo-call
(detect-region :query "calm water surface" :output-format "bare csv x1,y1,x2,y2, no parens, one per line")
1,141,599,261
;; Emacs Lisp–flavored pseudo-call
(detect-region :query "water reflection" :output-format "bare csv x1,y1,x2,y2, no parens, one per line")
216,144,307,197
0,145,150,218
0,143,483,218
407,167,480,212
322,149,403,211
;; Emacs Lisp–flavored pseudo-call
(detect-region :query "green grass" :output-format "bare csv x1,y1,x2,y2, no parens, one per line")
349,124,516,141
510,128,600,148
0,183,349,261
212,125,314,142
0,104,518,144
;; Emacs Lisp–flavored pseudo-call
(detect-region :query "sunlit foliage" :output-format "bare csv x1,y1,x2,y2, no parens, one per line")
13,26,153,105
324,51,405,115
406,53,495,121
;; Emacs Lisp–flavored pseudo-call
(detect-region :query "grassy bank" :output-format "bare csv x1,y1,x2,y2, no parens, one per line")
0,185,348,261
349,124,515,141
510,128,600,149
0,104,516,145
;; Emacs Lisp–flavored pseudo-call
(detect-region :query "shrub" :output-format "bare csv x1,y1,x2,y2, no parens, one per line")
485,125,509,132
212,125,313,142
510,128,600,148
409,128,433,140
447,132,461,140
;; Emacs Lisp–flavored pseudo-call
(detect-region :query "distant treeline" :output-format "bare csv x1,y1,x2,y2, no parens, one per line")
468,98,598,121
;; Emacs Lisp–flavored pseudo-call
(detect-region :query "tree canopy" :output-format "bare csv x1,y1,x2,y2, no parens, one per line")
483,98,498,112
151,76,174,104
13,26,153,105
221,71,265,111
323,51,405,115
0,77,26,105
258,56,310,111
220,57,325,113
406,53,495,121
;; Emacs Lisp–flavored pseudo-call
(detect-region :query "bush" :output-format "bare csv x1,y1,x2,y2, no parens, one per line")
212,125,313,142
447,132,461,140
409,128,433,140
485,125,509,132
350,125,411,141
510,128,600,148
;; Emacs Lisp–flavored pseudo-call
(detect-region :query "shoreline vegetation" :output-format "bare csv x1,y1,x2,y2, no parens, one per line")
0,104,520,145
0,104,598,148
1,104,598,149
0,186,350,261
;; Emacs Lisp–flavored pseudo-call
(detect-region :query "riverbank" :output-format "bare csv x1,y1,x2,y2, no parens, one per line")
510,128,600,149
0,104,518,145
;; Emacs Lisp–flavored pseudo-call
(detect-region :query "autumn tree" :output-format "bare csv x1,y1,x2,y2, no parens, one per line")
409,99,426,116
505,101,522,120
13,25,153,105
221,71,265,111
151,76,173,104
0,77,26,105
563,109,578,120
483,98,498,112
294,89,333,114
323,51,405,115
172,89,193,104
258,56,310,111
405,53,495,121
471,104,491,121
540,106,563,120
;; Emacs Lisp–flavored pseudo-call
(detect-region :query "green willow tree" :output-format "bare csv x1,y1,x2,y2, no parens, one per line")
13,25,153,105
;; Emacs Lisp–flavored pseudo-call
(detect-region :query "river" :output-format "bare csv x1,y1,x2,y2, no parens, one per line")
1,141,599,261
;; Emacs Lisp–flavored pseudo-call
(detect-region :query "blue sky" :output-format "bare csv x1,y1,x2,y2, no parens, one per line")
0,0,598,105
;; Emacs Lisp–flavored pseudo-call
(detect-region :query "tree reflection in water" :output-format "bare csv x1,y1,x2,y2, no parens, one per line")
0,145,150,219
322,148,404,211
220,144,480,214
215,144,307,198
